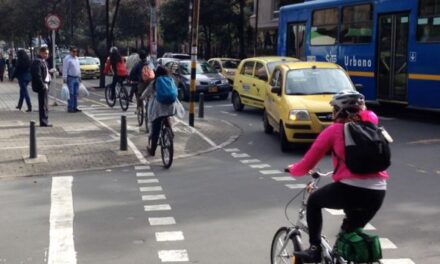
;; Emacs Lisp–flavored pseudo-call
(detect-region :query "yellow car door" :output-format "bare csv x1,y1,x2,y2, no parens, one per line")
236,60,256,107
266,67,284,130
252,62,270,109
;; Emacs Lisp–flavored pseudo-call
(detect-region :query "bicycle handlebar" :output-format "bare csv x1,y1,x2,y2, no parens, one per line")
284,168,332,179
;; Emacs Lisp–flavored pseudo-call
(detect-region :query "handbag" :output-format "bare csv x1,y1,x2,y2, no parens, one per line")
335,228,382,262
78,83,90,97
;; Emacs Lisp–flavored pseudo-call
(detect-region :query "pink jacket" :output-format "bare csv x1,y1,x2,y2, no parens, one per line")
289,110,389,181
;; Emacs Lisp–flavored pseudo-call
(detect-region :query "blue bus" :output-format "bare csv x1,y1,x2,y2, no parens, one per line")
277,0,440,110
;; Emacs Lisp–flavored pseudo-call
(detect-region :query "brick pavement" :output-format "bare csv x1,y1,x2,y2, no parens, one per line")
0,81,241,178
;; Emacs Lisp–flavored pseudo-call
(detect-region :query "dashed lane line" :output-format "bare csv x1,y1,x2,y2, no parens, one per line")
137,172,155,177
240,159,261,164
224,148,240,152
149,217,176,226
155,231,185,242
142,194,167,201
138,179,159,184
285,184,307,189
140,186,163,192
249,164,271,169
259,170,283,175
135,166,151,170
231,153,251,158
271,176,296,182
158,250,189,262
144,204,172,211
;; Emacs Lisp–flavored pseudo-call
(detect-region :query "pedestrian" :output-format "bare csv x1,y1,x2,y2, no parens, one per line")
129,48,155,106
31,47,52,127
103,47,128,101
0,54,6,82
12,50,32,112
62,47,82,113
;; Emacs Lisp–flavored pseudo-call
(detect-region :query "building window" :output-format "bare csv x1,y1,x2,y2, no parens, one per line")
417,0,440,42
340,4,372,44
311,8,338,45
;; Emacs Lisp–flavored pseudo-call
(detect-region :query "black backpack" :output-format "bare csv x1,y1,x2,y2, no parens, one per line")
339,122,392,174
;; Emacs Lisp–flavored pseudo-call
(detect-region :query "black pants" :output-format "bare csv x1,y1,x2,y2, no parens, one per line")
149,117,165,155
307,182,386,246
111,75,126,99
38,89,49,126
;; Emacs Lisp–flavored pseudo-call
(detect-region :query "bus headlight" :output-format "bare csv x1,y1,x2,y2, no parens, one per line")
289,110,310,121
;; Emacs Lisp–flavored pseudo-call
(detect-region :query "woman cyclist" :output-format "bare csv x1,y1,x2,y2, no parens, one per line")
288,90,388,263
103,47,128,100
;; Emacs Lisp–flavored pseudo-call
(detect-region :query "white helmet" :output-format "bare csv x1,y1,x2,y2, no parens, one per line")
109,46,118,53
330,90,365,115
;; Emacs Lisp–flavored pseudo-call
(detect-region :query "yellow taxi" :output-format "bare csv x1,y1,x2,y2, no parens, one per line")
263,61,356,151
231,56,299,111
78,56,100,79
207,58,241,84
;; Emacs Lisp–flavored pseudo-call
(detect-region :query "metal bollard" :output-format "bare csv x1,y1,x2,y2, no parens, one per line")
198,92,204,118
120,115,128,151
30,121,37,159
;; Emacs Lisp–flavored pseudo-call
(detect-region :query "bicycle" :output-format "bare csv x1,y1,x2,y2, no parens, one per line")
270,170,380,264
105,81,130,111
148,116,173,168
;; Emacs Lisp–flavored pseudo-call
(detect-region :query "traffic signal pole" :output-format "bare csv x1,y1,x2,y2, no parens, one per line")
189,0,200,127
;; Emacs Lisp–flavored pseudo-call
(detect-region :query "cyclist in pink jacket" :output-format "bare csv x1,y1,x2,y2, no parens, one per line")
289,90,388,263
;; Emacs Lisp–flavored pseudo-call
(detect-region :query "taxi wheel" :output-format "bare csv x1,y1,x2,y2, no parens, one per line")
280,123,291,152
263,111,273,134
232,91,244,112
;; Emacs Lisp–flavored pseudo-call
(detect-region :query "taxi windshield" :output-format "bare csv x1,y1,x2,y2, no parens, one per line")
180,61,217,75
79,58,97,65
285,68,354,95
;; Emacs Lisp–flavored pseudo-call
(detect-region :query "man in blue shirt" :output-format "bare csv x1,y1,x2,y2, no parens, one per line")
62,47,81,113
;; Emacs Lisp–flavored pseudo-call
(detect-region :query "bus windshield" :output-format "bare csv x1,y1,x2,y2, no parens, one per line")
285,69,354,95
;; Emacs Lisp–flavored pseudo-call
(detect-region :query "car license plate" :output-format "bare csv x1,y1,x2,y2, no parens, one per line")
209,86,218,93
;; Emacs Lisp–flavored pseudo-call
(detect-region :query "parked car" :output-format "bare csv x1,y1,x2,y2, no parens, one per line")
263,61,356,151
157,57,178,66
164,60,231,101
208,58,241,84
78,56,100,79
162,53,191,60
231,56,299,111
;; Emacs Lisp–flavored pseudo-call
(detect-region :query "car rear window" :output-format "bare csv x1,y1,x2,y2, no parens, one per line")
285,68,354,95
221,60,240,69
267,59,298,74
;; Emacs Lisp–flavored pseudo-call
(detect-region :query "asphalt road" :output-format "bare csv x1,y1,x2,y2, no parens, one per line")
1,82,439,263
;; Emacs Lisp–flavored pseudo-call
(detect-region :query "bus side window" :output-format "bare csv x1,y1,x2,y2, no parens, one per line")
417,0,440,42
340,4,373,44
311,8,338,45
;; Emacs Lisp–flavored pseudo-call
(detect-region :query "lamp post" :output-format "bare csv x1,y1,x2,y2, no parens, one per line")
189,0,200,127
149,0,158,61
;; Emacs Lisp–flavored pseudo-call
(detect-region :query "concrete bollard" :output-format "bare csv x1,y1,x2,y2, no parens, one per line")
198,92,204,118
120,115,128,151
30,121,37,159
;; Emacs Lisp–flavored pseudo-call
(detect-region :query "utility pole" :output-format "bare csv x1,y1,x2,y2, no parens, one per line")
254,0,260,56
149,0,158,62
189,0,200,127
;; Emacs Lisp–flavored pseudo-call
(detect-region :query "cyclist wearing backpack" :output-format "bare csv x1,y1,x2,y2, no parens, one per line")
129,48,155,108
103,47,128,100
288,90,389,263
142,66,177,156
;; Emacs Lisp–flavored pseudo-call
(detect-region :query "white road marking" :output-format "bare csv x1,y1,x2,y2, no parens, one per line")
231,153,250,158
135,165,151,170
142,194,167,201
260,170,283,175
380,259,415,264
174,119,217,148
224,148,240,152
144,204,172,211
137,179,159,184
325,209,345,216
140,186,163,192
155,231,184,242
364,223,376,230
149,217,176,226
240,159,261,164
380,238,398,249
96,116,136,121
158,250,189,262
137,172,155,177
285,184,307,189
249,164,271,169
272,176,295,181
48,176,77,264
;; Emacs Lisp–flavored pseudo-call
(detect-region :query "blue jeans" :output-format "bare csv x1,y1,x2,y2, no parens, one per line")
67,76,80,111
17,77,31,110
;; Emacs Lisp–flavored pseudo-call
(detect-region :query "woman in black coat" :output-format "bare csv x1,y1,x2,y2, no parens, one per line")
13,50,32,112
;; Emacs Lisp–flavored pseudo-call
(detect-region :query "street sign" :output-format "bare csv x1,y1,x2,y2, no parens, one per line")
45,14,62,31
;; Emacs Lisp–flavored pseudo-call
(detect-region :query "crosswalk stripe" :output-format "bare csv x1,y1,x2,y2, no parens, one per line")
138,179,159,184
285,184,307,189
135,166,151,170
380,238,398,249
142,194,167,201
325,209,345,216
249,164,271,169
380,259,415,264
260,170,283,175
272,176,295,181
137,172,155,177
240,159,261,164
224,148,240,152
148,217,176,226
140,186,163,192
364,223,376,230
155,231,184,242
231,153,250,158
144,204,171,211
158,250,189,262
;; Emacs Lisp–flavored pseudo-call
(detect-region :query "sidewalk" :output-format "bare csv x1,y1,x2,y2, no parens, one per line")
0,81,241,178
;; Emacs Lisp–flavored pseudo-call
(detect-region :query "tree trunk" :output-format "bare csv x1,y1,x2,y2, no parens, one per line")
238,0,245,59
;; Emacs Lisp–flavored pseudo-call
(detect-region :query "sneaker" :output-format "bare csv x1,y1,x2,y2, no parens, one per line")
74,109,82,112
294,245,322,263
146,146,155,156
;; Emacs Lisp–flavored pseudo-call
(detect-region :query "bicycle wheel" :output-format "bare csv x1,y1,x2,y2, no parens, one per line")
160,123,174,169
105,84,116,107
119,84,130,111
137,102,144,127
271,227,304,264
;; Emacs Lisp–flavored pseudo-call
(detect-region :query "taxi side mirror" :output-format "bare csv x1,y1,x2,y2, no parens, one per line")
271,86,281,96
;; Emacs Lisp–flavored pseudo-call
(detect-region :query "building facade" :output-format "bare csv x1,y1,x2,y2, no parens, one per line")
250,0,305,55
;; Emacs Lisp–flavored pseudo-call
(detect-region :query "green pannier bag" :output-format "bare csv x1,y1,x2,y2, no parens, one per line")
335,228,382,262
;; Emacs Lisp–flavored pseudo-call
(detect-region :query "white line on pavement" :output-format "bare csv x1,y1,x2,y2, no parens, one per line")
137,172,155,177
138,179,159,184
224,148,240,152
285,184,307,189
140,186,163,192
158,250,189,262
364,223,376,230
155,231,184,242
249,164,271,169
144,204,172,211
142,194,167,201
240,159,261,164
379,238,398,249
135,166,151,170
231,153,250,158
271,176,295,181
325,209,345,216
380,259,415,264
48,176,77,264
260,170,283,175
149,217,176,226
